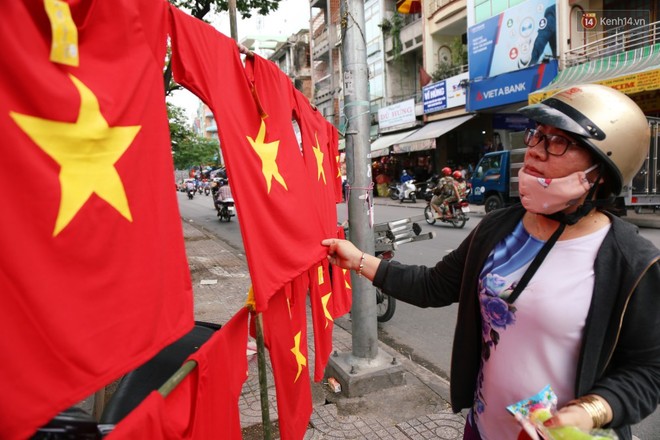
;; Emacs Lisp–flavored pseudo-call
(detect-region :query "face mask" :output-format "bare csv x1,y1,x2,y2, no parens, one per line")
518,164,598,214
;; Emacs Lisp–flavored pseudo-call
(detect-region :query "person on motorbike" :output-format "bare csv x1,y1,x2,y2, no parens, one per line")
214,178,233,214
321,84,660,440
431,167,459,219
398,169,415,201
453,170,467,200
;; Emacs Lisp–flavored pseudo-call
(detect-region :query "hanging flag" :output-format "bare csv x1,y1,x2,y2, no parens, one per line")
106,308,249,440
326,121,344,203
308,259,335,382
419,65,433,87
292,89,340,238
169,6,330,312
0,2,194,438
396,0,422,14
262,284,313,440
331,226,353,317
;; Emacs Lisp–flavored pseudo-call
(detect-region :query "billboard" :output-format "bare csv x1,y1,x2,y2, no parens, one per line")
422,72,468,114
468,0,556,81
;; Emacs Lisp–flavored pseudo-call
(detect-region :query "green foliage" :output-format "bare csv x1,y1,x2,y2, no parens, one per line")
431,36,467,81
168,103,220,169
450,35,468,66
390,12,403,61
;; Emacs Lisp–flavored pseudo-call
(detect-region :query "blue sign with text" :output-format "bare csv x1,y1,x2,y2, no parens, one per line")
467,60,558,111
422,81,447,113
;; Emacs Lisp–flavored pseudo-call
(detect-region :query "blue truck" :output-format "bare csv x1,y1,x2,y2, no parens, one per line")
468,148,526,213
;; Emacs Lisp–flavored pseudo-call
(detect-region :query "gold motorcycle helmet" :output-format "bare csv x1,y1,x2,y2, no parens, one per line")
518,84,649,195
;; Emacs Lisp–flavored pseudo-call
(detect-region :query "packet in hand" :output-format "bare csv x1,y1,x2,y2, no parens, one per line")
506,385,618,440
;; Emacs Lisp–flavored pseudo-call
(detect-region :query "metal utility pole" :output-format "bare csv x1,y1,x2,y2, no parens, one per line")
340,0,378,360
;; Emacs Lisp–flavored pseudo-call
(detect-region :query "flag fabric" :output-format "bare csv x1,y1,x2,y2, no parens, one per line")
107,308,249,440
419,66,433,88
308,259,335,381
262,284,313,440
169,6,330,312
292,89,340,238
0,2,194,438
331,226,354,318
396,0,422,14
326,121,344,203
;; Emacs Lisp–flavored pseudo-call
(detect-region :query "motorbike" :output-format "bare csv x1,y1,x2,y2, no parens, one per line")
374,248,397,322
216,198,236,222
186,188,195,200
423,189,470,229
204,186,211,196
388,180,417,203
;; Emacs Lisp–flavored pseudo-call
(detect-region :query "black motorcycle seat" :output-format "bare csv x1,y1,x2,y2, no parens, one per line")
99,321,220,425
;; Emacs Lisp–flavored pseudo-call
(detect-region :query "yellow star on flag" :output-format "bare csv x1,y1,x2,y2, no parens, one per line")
342,268,352,289
247,119,288,194
10,74,140,236
321,292,334,329
290,330,307,382
312,132,326,184
336,155,342,178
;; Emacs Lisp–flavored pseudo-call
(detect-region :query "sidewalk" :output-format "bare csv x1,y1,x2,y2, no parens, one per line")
182,220,465,439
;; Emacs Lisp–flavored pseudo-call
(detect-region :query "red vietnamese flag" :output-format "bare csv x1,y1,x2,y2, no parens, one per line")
262,281,313,440
308,259,335,382
331,226,353,317
293,89,341,238
169,6,327,312
107,308,249,440
326,121,344,203
0,2,193,438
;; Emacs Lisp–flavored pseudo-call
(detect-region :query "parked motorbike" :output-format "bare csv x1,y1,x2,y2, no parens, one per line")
388,180,417,203
216,198,236,222
374,248,397,322
423,190,470,229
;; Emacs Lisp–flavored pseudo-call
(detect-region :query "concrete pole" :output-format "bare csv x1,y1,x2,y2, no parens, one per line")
340,0,379,360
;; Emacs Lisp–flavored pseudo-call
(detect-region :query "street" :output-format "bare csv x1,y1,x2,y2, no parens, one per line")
177,191,660,438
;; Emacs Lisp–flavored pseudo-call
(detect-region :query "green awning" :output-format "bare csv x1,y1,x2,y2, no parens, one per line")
529,43,660,103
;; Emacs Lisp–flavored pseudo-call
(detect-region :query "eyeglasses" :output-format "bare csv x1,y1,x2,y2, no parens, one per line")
523,128,579,157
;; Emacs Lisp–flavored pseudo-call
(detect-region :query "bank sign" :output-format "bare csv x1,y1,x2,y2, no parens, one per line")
423,73,468,114
467,60,558,111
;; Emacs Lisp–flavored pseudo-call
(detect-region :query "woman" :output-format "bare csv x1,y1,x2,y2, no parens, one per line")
322,84,660,440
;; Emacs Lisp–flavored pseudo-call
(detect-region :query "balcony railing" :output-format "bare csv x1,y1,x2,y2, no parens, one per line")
564,20,660,68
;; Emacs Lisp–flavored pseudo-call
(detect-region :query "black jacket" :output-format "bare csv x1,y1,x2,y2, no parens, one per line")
373,204,660,439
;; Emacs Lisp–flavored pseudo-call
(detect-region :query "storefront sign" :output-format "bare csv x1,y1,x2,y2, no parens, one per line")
467,60,558,111
468,0,557,81
378,99,416,130
423,73,468,114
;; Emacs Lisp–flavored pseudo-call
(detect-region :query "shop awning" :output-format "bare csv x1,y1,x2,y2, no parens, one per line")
528,43,660,103
369,128,418,157
394,114,474,153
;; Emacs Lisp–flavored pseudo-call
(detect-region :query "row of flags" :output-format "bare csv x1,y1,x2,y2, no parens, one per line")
1,0,353,438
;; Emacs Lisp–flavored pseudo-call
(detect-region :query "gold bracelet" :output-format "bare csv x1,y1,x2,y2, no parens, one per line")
569,395,608,429
356,252,366,277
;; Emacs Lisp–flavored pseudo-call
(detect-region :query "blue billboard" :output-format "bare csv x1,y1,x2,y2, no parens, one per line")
467,60,558,111
468,0,557,81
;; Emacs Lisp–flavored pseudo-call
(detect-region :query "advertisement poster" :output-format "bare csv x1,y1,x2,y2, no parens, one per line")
468,0,556,81
423,72,468,114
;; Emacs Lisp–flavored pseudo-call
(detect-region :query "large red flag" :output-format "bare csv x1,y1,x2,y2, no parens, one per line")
326,121,344,203
107,308,249,439
0,2,193,438
262,283,313,440
169,6,328,312
331,226,354,317
308,259,335,382
293,89,341,238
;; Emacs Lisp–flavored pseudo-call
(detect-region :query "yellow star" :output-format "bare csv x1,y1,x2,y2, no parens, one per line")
342,268,352,289
290,330,307,382
246,119,288,194
336,155,342,178
10,74,140,236
312,132,326,184
321,292,334,329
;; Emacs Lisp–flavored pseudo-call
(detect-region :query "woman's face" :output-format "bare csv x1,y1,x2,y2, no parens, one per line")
523,124,596,179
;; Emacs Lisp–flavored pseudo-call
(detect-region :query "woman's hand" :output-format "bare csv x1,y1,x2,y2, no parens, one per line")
321,239,362,271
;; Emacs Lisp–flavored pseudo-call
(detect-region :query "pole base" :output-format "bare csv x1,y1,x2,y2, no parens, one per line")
325,349,405,398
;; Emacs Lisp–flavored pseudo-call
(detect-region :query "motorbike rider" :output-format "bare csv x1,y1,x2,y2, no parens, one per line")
214,178,233,214
453,170,467,200
431,167,459,218
398,169,414,201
